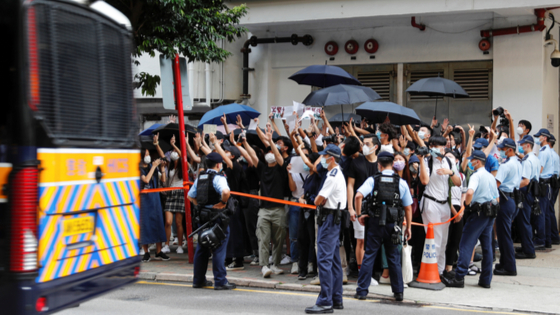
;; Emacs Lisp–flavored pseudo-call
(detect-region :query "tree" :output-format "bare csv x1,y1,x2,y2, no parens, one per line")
107,0,248,96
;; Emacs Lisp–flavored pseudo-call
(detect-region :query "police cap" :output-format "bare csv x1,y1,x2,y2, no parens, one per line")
206,152,223,164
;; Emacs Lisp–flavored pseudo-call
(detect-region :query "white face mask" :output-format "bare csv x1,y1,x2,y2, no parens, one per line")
497,136,506,145
170,152,180,161
363,145,374,156
379,144,394,153
418,131,426,140
265,152,276,164
144,156,151,164
516,127,524,135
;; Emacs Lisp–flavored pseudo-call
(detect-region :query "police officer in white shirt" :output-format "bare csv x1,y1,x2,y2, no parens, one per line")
418,136,462,275
305,144,347,314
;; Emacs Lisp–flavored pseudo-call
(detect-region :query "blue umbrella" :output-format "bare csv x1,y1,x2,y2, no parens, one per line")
289,65,361,88
139,123,163,136
198,103,260,129
356,102,420,126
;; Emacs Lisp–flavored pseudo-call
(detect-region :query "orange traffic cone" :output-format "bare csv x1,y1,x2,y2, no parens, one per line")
409,224,445,290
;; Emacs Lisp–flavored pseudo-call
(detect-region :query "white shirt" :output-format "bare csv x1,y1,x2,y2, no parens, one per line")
451,172,465,206
290,172,308,199
318,165,347,210
423,156,459,201
168,169,183,188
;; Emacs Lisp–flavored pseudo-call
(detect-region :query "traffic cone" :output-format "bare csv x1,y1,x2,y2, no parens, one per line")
409,224,445,290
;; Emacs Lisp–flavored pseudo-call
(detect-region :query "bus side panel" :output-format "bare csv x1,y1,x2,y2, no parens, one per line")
37,149,140,283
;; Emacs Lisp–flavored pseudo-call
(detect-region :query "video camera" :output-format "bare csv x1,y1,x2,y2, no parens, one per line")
415,146,429,157
493,107,509,126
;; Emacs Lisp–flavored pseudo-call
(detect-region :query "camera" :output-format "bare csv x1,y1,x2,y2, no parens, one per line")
323,135,339,145
492,106,509,126
415,146,429,156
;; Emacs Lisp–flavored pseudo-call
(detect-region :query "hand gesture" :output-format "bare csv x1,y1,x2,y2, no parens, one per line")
283,120,290,133
153,158,161,167
209,133,217,144
236,115,244,128
268,112,274,121
446,125,453,133
320,109,326,120
468,124,475,137
335,126,340,135
310,116,315,126
266,121,272,132
153,132,159,144
220,113,227,126
170,135,176,146
399,135,408,149
168,115,177,124
265,129,273,143
441,118,449,131
504,109,512,120
455,125,464,133
194,132,202,146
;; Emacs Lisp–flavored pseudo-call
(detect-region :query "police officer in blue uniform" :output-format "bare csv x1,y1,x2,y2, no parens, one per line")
187,152,236,290
353,152,413,302
443,150,499,288
533,128,556,248
494,138,522,276
305,144,347,314
546,135,560,245
515,135,540,259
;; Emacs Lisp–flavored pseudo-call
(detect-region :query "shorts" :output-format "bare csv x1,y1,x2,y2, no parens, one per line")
352,220,365,240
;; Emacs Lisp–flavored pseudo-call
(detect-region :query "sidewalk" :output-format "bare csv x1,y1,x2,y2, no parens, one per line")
139,244,560,314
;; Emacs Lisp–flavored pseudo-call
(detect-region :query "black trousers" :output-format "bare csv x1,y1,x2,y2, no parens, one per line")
445,205,464,266
411,214,426,268
297,209,317,275
243,190,260,254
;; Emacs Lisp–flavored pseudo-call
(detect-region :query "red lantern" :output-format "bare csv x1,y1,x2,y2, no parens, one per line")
324,41,338,55
345,40,359,54
479,39,491,51
364,39,379,54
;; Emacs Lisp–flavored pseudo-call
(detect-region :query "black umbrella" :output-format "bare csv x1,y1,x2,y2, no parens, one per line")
139,135,172,152
151,123,200,142
328,113,361,128
356,102,421,126
289,65,361,88
234,128,280,150
406,77,469,121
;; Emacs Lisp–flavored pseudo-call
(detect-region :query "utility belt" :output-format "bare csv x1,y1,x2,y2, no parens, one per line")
316,203,341,227
539,178,553,197
523,181,542,216
467,201,499,218
362,202,404,245
550,175,559,191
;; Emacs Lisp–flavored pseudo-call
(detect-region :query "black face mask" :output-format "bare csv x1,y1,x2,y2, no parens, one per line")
409,164,418,174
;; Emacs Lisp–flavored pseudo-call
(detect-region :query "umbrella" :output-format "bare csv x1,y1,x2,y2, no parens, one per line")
356,102,421,126
328,113,361,128
234,128,280,150
198,103,260,129
289,65,361,88
406,77,469,121
302,84,380,107
139,135,172,152
139,123,163,136
151,123,199,141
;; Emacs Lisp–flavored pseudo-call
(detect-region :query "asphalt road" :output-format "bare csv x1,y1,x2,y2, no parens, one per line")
58,281,526,315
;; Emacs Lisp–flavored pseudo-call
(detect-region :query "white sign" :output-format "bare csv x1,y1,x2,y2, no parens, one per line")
270,106,284,119
159,55,192,111
248,119,258,130
203,124,217,135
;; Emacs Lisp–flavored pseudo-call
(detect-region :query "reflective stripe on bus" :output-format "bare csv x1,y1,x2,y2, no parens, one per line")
0,163,13,203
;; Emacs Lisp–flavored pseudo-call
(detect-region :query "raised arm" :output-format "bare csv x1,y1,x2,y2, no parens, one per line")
211,134,233,169
141,159,161,184
199,132,212,156
320,109,335,136
220,114,231,136
461,124,475,172
242,137,259,167
237,135,254,167
185,133,201,164
153,133,166,158
419,155,429,185
269,112,282,136
170,135,181,157
267,129,284,165
295,140,316,173
287,163,296,192
483,129,497,157
504,109,515,140
255,118,271,147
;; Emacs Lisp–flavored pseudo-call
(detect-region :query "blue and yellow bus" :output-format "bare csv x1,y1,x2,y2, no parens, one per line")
0,0,141,313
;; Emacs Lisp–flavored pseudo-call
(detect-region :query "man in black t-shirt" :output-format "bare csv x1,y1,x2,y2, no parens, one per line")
347,134,379,272
245,130,288,278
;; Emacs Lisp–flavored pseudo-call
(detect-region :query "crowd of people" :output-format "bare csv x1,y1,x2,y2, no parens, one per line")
138,107,560,308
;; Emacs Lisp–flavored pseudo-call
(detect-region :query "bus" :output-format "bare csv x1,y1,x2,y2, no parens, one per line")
0,0,141,313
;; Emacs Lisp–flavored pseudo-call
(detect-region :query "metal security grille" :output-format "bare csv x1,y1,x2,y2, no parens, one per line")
31,1,137,147
409,70,444,100
357,71,392,100
452,69,490,100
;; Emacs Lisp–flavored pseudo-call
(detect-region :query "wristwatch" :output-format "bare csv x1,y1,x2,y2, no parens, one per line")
219,200,227,205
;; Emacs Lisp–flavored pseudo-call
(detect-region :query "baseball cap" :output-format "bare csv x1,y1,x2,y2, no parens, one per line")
206,152,223,163
318,144,341,158
467,150,486,162
497,138,516,149
517,135,534,145
475,138,489,148
222,140,241,158
534,128,552,138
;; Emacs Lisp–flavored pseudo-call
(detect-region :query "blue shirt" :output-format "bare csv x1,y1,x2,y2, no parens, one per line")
539,145,555,179
485,155,499,173
552,150,559,176
357,170,413,207
495,157,522,193
188,169,229,207
468,167,499,204
521,152,541,181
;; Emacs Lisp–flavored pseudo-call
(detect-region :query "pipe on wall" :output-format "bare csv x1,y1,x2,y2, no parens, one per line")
411,17,426,31
480,9,546,37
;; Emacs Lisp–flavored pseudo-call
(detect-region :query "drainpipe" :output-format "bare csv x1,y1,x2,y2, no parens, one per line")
187,62,194,107
480,9,547,37
204,63,212,107
241,34,314,100
411,17,426,31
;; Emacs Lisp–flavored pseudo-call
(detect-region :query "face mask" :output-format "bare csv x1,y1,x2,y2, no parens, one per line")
430,147,442,158
535,138,541,145
451,145,456,150
276,144,282,151
499,150,506,159
363,145,374,156
518,146,525,154
403,148,410,156
418,131,426,140
321,157,329,169
517,127,524,135
393,160,405,171
376,131,382,139
409,164,418,174
265,152,276,164
303,164,310,172
497,136,506,145
379,144,393,153
144,156,151,164
468,161,474,170
241,156,248,163
170,152,179,161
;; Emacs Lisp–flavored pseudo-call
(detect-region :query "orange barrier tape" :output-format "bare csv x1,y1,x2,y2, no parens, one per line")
141,182,317,210
407,206,465,227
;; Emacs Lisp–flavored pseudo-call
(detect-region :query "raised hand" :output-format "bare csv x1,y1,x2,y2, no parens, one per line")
170,135,176,146
153,158,161,167
468,124,475,137
254,117,259,125
399,135,408,148
442,118,449,131
236,115,244,128
220,113,227,126
504,109,512,120
168,115,177,124
209,133,217,144
153,132,159,144
268,112,274,121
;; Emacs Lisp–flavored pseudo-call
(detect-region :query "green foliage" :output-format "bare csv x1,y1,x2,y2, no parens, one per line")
109,0,247,96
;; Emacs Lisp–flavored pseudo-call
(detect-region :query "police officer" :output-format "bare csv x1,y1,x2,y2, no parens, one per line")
546,136,560,245
443,150,499,288
515,135,540,259
353,152,413,302
533,128,555,248
186,152,236,290
305,144,347,314
494,138,522,276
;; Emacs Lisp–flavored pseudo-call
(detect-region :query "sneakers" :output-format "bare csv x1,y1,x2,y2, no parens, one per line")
161,245,170,253
142,252,151,262
307,262,314,275
226,262,245,271
370,277,379,286
291,262,299,274
155,252,171,261
343,273,348,284
310,277,320,285
250,256,260,266
139,248,145,255
172,237,178,245
298,273,307,280
270,264,284,275
262,266,272,278
148,243,156,251
379,276,390,284
280,255,291,265
176,246,184,254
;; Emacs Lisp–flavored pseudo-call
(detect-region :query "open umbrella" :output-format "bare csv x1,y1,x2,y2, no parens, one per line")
328,113,361,128
406,77,469,121
233,128,280,150
356,102,420,126
139,123,163,136
151,123,199,141
198,103,260,129
289,65,361,88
